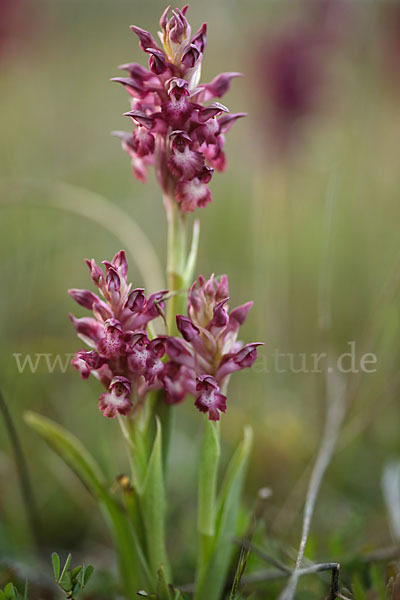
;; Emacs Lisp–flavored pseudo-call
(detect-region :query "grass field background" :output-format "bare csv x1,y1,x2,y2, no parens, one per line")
1,0,400,596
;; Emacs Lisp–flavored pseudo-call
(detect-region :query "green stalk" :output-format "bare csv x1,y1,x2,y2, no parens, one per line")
165,193,187,333
197,418,221,578
154,390,175,481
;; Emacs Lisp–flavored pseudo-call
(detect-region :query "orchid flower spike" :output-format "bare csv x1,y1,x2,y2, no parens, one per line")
69,251,168,418
112,5,245,213
164,274,263,420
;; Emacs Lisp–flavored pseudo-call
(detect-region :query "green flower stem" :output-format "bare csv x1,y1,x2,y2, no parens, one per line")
197,418,221,575
184,219,200,288
154,390,175,481
165,193,187,334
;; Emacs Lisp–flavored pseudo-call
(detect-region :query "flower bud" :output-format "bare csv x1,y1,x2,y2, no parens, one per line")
176,315,200,341
210,299,229,329
68,288,99,310
191,23,207,53
112,250,128,279
85,259,104,287
147,48,168,75
130,25,159,52
105,265,121,294
181,43,200,69
160,6,191,61
126,288,146,313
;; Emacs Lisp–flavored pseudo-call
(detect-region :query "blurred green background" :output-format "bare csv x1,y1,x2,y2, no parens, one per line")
1,0,400,597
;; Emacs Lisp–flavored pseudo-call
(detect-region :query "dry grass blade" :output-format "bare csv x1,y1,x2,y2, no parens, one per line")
230,541,251,600
382,461,400,543
278,368,346,600
242,561,340,588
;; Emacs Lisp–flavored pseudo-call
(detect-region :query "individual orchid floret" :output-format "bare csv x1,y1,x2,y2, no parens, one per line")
98,376,133,418
112,5,245,213
162,361,196,405
69,250,168,418
72,349,105,379
194,375,227,421
164,274,262,420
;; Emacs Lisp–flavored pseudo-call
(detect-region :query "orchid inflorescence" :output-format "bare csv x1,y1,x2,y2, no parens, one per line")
112,5,245,213
69,6,260,423
69,250,261,421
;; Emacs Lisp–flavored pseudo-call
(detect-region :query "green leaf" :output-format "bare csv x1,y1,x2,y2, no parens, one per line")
25,411,151,595
141,417,171,584
4,584,16,600
197,419,221,582
198,419,220,537
72,582,82,597
194,426,253,600
83,565,94,587
59,575,73,593
59,554,72,584
156,567,174,600
51,552,60,581
104,497,153,593
24,412,106,496
0,590,7,600
70,565,82,580
215,426,253,543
